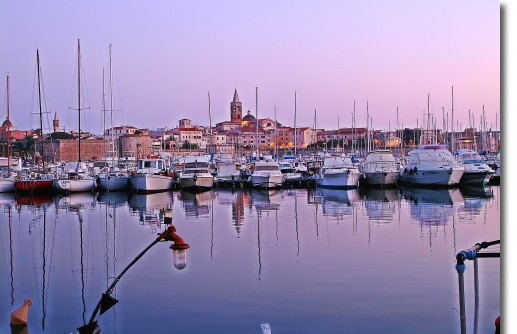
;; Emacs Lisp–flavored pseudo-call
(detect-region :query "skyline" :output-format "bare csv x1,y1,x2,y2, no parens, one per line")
0,1,500,134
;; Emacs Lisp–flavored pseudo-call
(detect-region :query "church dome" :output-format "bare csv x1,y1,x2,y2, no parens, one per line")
242,110,256,121
2,118,13,128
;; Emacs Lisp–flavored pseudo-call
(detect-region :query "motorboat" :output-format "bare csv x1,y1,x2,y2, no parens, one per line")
250,158,283,189
215,156,242,182
360,150,400,187
179,155,215,191
399,145,464,187
279,160,303,182
454,149,494,185
129,156,174,193
315,155,361,189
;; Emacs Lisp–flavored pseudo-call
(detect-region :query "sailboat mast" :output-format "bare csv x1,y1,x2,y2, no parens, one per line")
366,101,369,153
313,108,317,148
36,50,46,170
294,91,297,157
255,86,259,158
102,67,107,160
427,93,430,144
208,91,212,154
6,76,11,174
350,112,353,152
77,39,82,162
274,106,278,158
109,44,115,160
451,85,454,152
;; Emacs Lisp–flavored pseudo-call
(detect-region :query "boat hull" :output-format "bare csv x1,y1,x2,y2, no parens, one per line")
459,170,494,185
15,179,54,193
0,178,16,193
54,178,97,193
363,171,399,187
316,171,361,189
399,166,464,187
250,174,283,189
98,175,130,191
130,173,174,193
179,175,214,191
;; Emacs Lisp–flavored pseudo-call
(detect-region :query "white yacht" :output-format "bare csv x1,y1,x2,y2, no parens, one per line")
361,150,400,187
250,159,284,189
179,155,215,191
54,161,97,193
316,155,361,189
454,149,494,185
399,145,464,187
130,156,174,193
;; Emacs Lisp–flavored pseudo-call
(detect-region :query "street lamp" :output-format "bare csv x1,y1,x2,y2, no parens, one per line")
77,222,190,334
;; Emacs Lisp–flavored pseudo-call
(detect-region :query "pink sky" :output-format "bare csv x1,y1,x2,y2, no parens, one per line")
0,1,499,133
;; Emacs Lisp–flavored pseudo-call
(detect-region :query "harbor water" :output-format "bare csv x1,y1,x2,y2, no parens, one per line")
0,185,500,333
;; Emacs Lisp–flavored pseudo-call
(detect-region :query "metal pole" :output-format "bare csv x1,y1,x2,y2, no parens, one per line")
457,267,467,334
473,258,479,334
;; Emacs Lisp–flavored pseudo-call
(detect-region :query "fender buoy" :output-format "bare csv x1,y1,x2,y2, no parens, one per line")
10,299,32,325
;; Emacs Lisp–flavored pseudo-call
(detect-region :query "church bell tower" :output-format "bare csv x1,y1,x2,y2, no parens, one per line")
230,88,242,123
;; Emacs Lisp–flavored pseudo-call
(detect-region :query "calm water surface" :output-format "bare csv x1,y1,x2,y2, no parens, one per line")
0,186,500,333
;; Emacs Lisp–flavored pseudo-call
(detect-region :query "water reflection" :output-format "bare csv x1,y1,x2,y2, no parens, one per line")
16,193,54,207
178,190,213,218
251,189,283,212
215,190,248,237
129,191,174,229
363,188,399,224
315,188,360,220
97,191,129,207
401,187,464,226
0,192,16,206
0,187,499,333
460,184,494,199
55,192,97,211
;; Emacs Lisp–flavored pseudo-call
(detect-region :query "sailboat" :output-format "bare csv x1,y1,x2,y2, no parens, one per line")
97,44,130,191
54,39,97,193
249,87,284,189
15,50,55,193
0,75,17,193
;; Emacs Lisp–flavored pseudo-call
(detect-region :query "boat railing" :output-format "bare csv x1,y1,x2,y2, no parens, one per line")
455,240,500,334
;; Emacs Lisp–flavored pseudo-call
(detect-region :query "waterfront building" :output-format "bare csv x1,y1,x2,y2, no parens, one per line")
42,138,105,162
0,118,33,141
118,133,152,159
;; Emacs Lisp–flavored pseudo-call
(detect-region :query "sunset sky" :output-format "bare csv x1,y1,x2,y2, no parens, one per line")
0,1,500,134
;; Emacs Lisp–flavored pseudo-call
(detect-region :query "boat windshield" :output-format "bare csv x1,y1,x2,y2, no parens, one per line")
184,169,210,174
409,151,456,165
185,162,209,169
461,153,484,164
139,160,164,169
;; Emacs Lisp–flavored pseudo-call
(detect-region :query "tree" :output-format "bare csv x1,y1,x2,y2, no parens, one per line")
181,140,198,150
50,132,74,140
